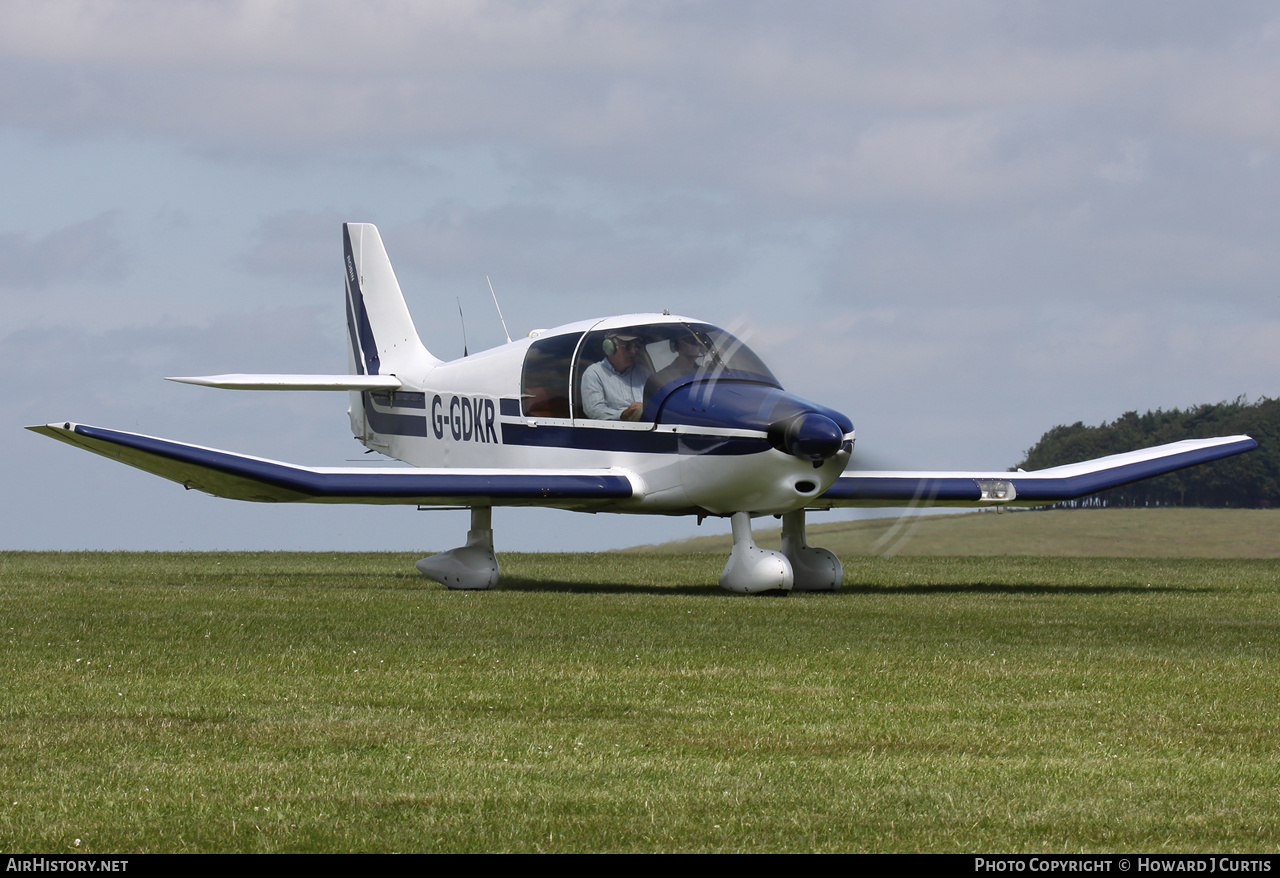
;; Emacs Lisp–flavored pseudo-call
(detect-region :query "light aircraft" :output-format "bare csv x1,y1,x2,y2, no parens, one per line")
30,223,1257,593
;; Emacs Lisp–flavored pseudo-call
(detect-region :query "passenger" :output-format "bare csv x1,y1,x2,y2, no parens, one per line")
648,331,706,396
581,333,651,421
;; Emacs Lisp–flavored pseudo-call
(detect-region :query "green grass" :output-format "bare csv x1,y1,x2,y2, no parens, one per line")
632,508,1280,557
2,550,1279,852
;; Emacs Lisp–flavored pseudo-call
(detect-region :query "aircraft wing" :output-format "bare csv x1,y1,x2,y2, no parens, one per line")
28,423,635,509
166,374,404,391
818,435,1257,507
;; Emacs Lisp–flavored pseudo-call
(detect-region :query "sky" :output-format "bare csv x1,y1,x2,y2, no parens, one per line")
5,1,1278,554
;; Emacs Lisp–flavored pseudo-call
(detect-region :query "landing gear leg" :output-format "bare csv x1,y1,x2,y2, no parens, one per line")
719,511,793,594
416,507,500,590
780,509,843,592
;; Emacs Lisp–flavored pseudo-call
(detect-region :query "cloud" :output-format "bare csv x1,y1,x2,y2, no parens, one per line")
389,200,747,295
3,2,1278,209
4,2,1279,553
238,198,754,299
238,208,353,283
0,212,129,289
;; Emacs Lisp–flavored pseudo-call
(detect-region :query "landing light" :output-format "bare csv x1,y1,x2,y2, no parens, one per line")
977,480,1016,502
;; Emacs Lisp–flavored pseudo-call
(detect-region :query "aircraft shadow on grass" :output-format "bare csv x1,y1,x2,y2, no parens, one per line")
839,582,1206,596
479,579,1204,597
493,579,724,596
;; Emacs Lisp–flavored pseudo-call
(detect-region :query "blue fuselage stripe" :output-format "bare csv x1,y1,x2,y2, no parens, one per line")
498,422,773,456
365,408,774,455
363,394,428,437
365,380,842,455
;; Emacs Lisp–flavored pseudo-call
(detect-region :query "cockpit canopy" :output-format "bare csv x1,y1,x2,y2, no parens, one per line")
520,320,780,421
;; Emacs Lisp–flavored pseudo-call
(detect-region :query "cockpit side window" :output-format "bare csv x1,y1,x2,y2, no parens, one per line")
520,332,582,418
574,327,657,420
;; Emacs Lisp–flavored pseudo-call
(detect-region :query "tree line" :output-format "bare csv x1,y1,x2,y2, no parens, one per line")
1015,396,1279,508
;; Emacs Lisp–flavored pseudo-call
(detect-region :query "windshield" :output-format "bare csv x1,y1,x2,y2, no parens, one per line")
643,323,779,388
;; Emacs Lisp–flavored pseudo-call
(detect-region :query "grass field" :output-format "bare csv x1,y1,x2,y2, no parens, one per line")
3,540,1279,853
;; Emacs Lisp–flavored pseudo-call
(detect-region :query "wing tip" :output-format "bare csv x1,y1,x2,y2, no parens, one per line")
27,421,75,434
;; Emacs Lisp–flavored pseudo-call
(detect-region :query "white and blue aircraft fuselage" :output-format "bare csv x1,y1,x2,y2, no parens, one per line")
31,223,1257,593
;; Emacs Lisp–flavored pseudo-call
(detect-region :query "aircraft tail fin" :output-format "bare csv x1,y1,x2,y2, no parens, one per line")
343,223,439,448
343,223,440,378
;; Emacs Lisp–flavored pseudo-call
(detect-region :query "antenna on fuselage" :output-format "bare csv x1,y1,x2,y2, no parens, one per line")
486,275,513,344
456,298,469,357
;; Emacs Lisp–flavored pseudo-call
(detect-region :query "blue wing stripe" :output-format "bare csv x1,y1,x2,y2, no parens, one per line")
1009,437,1257,502
68,424,633,501
822,477,981,503
824,437,1257,504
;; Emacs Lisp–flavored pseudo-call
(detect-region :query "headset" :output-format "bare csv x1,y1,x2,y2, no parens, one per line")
603,335,640,357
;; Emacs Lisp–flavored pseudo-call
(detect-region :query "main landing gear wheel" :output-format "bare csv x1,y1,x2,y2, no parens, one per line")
416,506,500,590
780,509,843,591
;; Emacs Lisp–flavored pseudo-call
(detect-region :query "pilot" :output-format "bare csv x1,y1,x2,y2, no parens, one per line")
647,330,706,396
582,332,651,421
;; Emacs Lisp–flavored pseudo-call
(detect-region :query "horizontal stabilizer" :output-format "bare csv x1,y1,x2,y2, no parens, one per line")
167,374,404,391
819,436,1257,507
28,423,634,508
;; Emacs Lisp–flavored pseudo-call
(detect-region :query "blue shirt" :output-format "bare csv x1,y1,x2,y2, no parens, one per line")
581,358,651,419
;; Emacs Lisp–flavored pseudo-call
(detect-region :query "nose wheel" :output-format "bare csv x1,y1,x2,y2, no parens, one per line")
780,509,843,591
